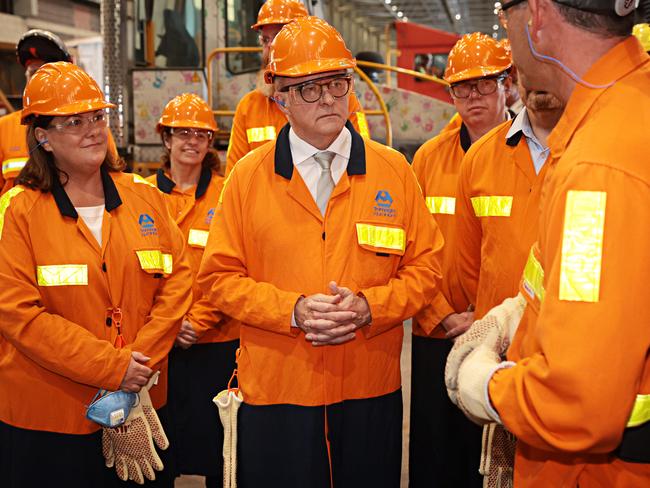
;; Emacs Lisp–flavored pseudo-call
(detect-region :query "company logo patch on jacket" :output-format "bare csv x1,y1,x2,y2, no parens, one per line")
205,207,215,225
138,213,158,237
373,190,396,218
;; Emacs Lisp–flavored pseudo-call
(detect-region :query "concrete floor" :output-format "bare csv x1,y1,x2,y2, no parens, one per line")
177,321,413,488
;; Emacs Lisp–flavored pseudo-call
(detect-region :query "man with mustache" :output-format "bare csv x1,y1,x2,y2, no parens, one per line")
451,82,564,487
409,32,512,488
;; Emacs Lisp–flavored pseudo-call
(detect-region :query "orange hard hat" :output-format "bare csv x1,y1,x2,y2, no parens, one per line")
498,38,512,57
264,16,355,83
444,33,512,84
251,0,309,30
21,61,115,124
156,93,217,133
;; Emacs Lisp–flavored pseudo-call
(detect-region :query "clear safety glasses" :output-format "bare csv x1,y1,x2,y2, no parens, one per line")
281,75,352,104
49,111,108,135
170,128,214,142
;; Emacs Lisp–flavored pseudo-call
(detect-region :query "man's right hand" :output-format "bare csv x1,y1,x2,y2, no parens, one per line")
119,351,153,392
442,311,475,340
294,294,357,345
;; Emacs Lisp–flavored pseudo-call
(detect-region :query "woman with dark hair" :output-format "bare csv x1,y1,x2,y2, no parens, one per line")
0,62,192,487
148,93,239,488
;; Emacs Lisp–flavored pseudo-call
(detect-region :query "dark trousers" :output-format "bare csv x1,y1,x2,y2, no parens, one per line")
238,389,403,488
167,339,239,484
409,335,483,488
0,407,174,488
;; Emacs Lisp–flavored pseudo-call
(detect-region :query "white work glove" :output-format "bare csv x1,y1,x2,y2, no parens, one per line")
456,327,515,425
445,293,526,405
480,423,516,488
214,388,244,488
103,372,169,484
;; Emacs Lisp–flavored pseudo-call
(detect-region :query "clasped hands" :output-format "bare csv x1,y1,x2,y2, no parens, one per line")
294,281,371,346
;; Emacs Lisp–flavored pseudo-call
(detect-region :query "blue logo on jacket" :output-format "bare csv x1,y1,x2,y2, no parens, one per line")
374,190,396,217
206,208,215,225
139,214,158,236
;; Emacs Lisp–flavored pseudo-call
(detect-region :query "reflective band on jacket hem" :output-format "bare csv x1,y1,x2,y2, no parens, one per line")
135,250,173,274
627,394,650,428
188,229,209,248
522,247,545,303
2,158,28,177
426,196,456,215
37,264,88,286
356,112,370,139
0,186,24,240
356,223,406,252
246,126,276,143
559,190,606,302
471,196,513,217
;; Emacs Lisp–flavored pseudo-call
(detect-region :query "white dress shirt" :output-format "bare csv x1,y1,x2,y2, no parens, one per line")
289,126,351,202
506,107,550,175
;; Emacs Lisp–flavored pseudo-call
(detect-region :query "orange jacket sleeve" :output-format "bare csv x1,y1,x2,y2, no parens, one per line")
129,199,193,369
361,163,444,338
0,192,132,390
197,165,303,336
452,152,482,311
186,294,223,338
225,98,252,177
490,162,650,453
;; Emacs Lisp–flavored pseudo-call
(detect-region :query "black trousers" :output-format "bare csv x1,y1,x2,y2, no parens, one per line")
238,389,403,488
409,335,483,488
0,407,174,488
167,339,239,483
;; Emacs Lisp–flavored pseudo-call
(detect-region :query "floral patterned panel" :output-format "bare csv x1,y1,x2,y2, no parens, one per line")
354,81,456,146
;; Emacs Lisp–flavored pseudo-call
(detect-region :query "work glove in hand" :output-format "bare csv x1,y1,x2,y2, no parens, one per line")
103,371,169,484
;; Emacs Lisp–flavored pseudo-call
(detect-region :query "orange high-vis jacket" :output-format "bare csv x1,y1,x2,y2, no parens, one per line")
489,38,650,486
453,118,548,319
0,170,192,434
0,110,119,195
411,125,472,337
198,122,443,406
147,166,238,343
225,89,370,176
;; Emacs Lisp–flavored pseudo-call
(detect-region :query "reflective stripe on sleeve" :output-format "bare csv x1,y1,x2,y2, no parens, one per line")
356,112,370,138
0,186,24,240
2,157,28,177
471,196,513,217
559,190,606,302
132,174,157,188
425,196,456,215
627,394,650,428
522,247,545,303
246,126,276,143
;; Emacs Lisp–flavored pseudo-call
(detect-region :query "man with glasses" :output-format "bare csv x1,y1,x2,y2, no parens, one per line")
447,0,650,485
198,16,442,487
408,32,511,488
225,0,369,176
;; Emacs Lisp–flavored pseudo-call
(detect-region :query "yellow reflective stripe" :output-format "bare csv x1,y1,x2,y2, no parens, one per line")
356,112,370,138
426,196,456,215
627,394,650,428
356,223,406,252
471,196,513,217
135,250,173,274
559,190,606,302
522,247,545,303
132,173,157,188
37,264,88,286
188,229,209,248
246,126,276,143
0,186,24,240
2,158,28,177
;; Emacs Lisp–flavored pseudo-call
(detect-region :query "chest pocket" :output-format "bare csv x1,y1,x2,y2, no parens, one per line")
134,248,173,278
352,222,405,288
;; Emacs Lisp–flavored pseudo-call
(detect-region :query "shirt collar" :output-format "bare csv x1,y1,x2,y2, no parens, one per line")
548,37,649,158
289,125,352,166
52,166,122,219
506,107,542,147
275,120,366,180
155,166,213,199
